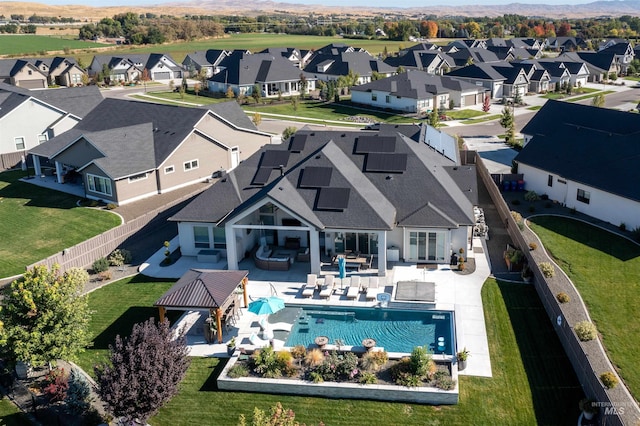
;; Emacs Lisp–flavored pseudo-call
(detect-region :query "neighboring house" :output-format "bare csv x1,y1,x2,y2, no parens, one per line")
598,42,634,74
303,50,396,85
445,48,501,69
0,83,103,163
545,37,588,52
447,39,487,50
445,63,507,99
207,52,316,98
30,57,87,87
88,53,183,83
28,99,273,206
169,124,477,275
516,100,640,230
0,59,47,89
544,59,590,87
259,47,306,69
558,52,608,82
384,50,452,75
510,62,551,93
182,49,230,78
531,61,571,89
491,64,529,98
351,70,485,113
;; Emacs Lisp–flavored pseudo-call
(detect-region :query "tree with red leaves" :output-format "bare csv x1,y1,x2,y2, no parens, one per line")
482,95,491,113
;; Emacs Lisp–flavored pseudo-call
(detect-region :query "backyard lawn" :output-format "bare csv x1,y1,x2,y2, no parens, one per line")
76,275,582,425
0,171,122,278
528,216,640,400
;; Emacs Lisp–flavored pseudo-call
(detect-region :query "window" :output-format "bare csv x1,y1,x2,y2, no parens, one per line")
87,174,112,196
128,172,148,182
193,226,210,248
385,95,390,103
38,134,48,144
164,165,175,174
577,189,590,204
184,159,198,171
547,175,553,187
72,73,82,84
14,137,25,150
371,94,377,101
213,227,226,249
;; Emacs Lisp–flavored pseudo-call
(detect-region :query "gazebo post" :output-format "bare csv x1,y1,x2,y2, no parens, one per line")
241,277,249,308
158,306,166,323
215,308,223,343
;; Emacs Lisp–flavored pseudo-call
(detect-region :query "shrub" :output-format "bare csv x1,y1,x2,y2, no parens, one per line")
65,368,93,415
64,267,89,286
409,346,432,379
539,262,555,278
524,190,540,202
309,371,323,383
92,257,109,273
619,222,626,231
290,345,306,365
106,203,116,210
435,375,456,390
252,346,285,378
227,363,249,378
304,349,324,367
108,249,132,266
574,321,597,341
359,371,377,384
390,358,422,387
98,270,112,281
43,368,69,403
312,351,358,382
556,292,570,303
511,211,523,224
600,371,619,389
360,350,389,372
540,194,549,200
528,242,537,251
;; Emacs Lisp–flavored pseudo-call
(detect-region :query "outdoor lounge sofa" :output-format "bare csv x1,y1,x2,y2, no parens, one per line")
253,245,290,271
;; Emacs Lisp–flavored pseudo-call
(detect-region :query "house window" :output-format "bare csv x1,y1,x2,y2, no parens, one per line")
385,95,390,103
577,189,590,204
547,175,553,187
213,227,226,249
184,159,198,171
193,226,210,248
72,74,82,84
87,174,112,196
128,172,148,183
371,94,377,101
38,134,48,144
28,70,32,75
14,137,25,150
164,165,175,174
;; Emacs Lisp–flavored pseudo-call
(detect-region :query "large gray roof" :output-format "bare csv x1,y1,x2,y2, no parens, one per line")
304,51,396,78
170,124,475,230
0,83,103,119
209,52,310,85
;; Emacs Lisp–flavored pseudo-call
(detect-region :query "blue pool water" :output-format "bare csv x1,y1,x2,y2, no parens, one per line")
275,306,455,355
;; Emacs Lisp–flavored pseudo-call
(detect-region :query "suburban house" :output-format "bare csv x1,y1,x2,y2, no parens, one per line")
558,52,608,82
303,50,396,85
530,61,571,89
445,63,507,99
259,47,313,69
182,49,231,78
542,59,590,87
88,53,184,83
491,64,529,98
444,48,501,69
30,57,87,87
0,59,47,89
515,100,640,229
384,50,452,75
0,83,103,166
206,52,316,98
598,41,634,74
28,99,273,205
350,70,486,113
545,37,588,52
169,124,477,275
447,39,487,50
510,62,551,93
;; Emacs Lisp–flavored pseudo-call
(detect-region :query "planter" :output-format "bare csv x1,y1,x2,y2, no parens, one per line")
314,336,329,349
457,359,467,371
15,361,31,380
362,338,376,351
227,346,236,356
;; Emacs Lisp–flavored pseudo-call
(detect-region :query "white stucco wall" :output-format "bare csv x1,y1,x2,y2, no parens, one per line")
351,90,419,113
0,100,64,155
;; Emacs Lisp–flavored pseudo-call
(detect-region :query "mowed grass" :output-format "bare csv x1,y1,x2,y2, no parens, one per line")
446,109,487,120
528,216,640,399
0,34,108,56
146,278,581,425
0,170,121,277
0,397,30,425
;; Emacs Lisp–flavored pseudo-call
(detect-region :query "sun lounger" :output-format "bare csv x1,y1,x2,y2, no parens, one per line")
302,274,317,297
249,332,270,348
346,285,360,299
319,283,334,298
259,317,293,332
365,277,379,301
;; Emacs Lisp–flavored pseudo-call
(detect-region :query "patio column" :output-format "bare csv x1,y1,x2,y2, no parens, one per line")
309,229,321,275
55,161,64,184
377,231,387,277
215,308,223,343
158,306,166,323
241,277,248,308
32,155,42,178
225,223,238,270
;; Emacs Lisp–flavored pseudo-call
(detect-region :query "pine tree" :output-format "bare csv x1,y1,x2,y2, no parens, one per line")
429,106,440,128
95,319,190,424
65,368,93,415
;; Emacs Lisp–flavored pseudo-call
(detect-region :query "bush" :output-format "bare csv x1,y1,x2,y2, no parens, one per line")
43,368,69,403
252,346,288,378
524,190,540,202
290,345,306,364
108,249,132,266
619,222,626,231
98,270,112,281
304,348,324,367
311,351,358,382
227,363,249,378
556,292,570,303
65,368,93,415
64,267,90,286
359,371,377,384
540,194,549,200
574,321,597,341
528,242,537,251
390,358,421,387
511,211,523,224
92,257,109,273
539,262,555,278
409,346,432,378
106,203,116,210
435,375,456,390
360,350,388,372
600,371,619,389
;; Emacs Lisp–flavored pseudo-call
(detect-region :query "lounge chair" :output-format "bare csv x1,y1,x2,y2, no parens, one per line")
365,277,379,301
249,332,270,348
302,274,317,298
346,276,360,299
259,317,293,332
319,275,335,298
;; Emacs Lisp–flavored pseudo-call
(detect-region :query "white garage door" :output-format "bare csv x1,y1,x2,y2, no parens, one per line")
153,72,171,80
20,79,46,89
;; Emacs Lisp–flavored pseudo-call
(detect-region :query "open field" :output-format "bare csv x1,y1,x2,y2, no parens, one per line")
528,216,640,400
0,34,109,56
0,170,121,278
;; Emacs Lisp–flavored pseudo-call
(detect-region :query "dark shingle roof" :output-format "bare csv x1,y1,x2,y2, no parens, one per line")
210,53,308,85
304,51,395,78
0,83,103,119
445,63,507,81
155,269,249,309
516,101,640,202
170,125,475,230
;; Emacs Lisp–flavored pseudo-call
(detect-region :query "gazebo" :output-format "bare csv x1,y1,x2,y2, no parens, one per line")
154,269,249,343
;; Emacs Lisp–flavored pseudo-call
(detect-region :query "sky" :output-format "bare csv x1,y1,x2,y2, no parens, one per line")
18,0,601,7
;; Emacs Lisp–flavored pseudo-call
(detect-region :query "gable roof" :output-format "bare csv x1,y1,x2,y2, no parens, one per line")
304,51,395,78
183,49,229,67
516,100,640,202
210,52,310,85
445,62,507,81
170,124,475,230
384,51,449,71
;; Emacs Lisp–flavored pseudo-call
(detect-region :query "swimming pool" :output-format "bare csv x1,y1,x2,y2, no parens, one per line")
270,305,455,355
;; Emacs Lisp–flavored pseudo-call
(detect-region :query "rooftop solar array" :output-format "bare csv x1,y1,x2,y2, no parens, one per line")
261,150,290,168
354,136,396,154
289,134,307,152
299,166,333,188
252,167,273,185
316,187,350,210
365,153,408,173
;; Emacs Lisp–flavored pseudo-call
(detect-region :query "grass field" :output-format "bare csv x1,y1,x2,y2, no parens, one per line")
76,275,582,425
0,34,108,56
565,90,615,102
446,109,487,120
0,397,30,426
463,114,501,124
0,170,121,278
528,216,640,400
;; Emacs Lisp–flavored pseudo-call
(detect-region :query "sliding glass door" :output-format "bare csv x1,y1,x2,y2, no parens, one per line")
408,231,446,262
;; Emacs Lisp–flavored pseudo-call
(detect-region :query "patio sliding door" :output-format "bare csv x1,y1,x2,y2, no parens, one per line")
408,231,446,262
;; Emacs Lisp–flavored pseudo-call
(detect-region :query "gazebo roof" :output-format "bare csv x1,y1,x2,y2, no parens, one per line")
154,269,248,310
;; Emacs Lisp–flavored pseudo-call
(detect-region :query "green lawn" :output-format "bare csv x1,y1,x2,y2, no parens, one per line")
528,216,640,400
540,92,567,100
527,105,542,111
0,171,121,278
0,34,108,56
71,275,581,425
566,90,615,102
447,109,487,120
463,114,501,124
0,397,30,425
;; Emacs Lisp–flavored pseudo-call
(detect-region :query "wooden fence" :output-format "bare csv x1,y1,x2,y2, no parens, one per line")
477,155,639,425
0,151,29,171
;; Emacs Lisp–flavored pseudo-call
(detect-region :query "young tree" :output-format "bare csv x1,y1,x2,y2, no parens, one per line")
194,82,201,96
291,96,299,112
298,73,307,99
65,368,93,415
482,94,491,113
591,93,605,108
253,112,262,126
95,318,190,425
0,265,90,366
252,83,262,104
500,106,515,142
428,106,440,128
226,85,235,99
282,126,297,141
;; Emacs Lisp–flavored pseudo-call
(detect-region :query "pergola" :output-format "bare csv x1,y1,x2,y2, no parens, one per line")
154,269,249,343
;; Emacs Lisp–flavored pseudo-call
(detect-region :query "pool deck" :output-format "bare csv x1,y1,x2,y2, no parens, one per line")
142,237,492,378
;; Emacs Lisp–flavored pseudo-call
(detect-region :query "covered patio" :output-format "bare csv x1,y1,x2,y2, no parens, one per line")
154,269,249,343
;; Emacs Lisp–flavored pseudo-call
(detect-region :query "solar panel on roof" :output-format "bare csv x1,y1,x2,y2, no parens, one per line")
289,134,307,152
252,167,272,185
354,136,396,154
365,153,407,173
299,167,332,188
316,187,350,210
261,150,290,168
